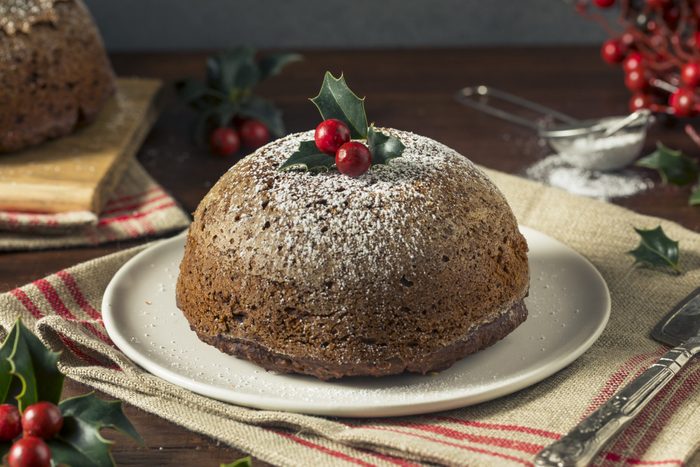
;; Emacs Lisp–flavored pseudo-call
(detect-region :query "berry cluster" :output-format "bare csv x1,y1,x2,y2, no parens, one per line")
209,119,270,157
0,402,63,467
314,119,372,176
579,0,700,116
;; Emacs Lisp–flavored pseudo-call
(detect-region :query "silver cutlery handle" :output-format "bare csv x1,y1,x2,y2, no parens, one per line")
535,341,698,467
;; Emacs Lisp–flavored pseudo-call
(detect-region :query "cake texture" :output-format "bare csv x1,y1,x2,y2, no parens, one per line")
0,0,116,153
176,129,530,380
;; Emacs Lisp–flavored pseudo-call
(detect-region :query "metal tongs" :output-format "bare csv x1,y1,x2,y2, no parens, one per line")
455,85,652,171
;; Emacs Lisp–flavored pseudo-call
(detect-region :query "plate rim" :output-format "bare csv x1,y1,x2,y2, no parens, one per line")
102,226,611,417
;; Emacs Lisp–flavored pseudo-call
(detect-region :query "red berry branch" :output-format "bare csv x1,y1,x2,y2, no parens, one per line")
575,0,700,116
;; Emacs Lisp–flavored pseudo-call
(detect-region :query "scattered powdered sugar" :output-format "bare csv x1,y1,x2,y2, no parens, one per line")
221,129,490,293
526,153,653,200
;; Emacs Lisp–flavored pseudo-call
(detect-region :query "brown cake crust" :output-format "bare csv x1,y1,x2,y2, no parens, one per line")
193,300,527,380
0,0,116,153
176,130,530,380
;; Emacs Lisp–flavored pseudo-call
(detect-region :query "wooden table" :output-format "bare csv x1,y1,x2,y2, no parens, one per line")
2,48,699,466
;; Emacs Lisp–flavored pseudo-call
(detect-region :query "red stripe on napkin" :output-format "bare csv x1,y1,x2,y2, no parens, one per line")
583,347,667,419
100,193,170,216
603,452,683,465
97,201,177,226
55,270,102,321
364,426,533,466
392,421,543,455
9,288,113,368
32,278,113,346
272,430,376,466
618,363,700,460
431,416,561,440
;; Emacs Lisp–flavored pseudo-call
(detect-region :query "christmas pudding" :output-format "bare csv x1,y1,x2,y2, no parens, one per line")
0,0,115,153
176,73,529,380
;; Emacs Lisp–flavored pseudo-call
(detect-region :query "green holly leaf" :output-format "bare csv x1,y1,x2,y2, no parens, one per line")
206,47,261,93
0,442,9,462
636,142,699,186
628,226,681,274
0,319,63,411
48,393,142,467
279,140,334,172
221,456,253,467
0,327,13,403
174,79,226,109
367,126,405,165
239,96,285,137
258,53,302,81
689,184,700,206
310,72,368,139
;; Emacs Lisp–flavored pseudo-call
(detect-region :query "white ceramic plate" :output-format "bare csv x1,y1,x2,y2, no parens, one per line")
103,226,610,418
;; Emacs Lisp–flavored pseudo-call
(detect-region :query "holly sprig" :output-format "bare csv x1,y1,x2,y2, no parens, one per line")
0,319,142,466
278,72,405,172
176,47,301,146
628,226,681,275
634,141,700,205
636,142,698,186
221,456,252,467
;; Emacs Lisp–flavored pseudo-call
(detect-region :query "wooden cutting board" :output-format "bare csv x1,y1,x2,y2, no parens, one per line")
0,77,162,214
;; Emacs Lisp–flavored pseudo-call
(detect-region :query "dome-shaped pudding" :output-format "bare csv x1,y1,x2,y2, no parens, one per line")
176,129,529,380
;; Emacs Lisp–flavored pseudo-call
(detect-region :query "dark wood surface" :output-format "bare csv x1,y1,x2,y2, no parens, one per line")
2,48,699,466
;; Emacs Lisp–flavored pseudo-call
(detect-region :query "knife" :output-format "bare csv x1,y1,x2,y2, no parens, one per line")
534,287,700,466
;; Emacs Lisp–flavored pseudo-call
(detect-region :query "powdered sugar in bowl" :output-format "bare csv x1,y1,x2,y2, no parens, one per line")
543,111,651,171
456,86,652,172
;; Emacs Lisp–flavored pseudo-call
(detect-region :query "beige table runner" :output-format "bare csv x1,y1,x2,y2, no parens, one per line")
1,168,698,466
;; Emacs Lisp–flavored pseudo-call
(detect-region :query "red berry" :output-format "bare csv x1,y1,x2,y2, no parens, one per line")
682,62,700,87
314,119,351,155
594,0,615,7
601,39,625,64
0,404,22,441
21,402,63,439
209,127,240,156
670,88,697,117
625,69,648,92
335,142,371,177
629,93,652,112
7,437,51,467
623,53,644,73
647,0,670,8
239,120,270,149
621,31,635,47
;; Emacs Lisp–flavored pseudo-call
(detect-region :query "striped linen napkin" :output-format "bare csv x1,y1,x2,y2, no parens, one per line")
0,160,190,250
0,168,698,466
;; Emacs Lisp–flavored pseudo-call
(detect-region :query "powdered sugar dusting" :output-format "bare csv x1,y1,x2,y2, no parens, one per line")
216,129,491,293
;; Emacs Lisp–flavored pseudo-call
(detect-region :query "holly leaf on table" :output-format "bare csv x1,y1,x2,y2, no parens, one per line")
206,47,260,93
628,226,681,275
689,184,700,206
367,126,405,165
239,96,285,137
0,319,63,411
635,142,698,186
257,52,302,81
221,456,253,467
279,140,334,172
48,393,142,467
310,72,368,139
174,79,226,110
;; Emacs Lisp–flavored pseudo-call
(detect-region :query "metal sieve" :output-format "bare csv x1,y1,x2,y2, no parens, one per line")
456,85,652,171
